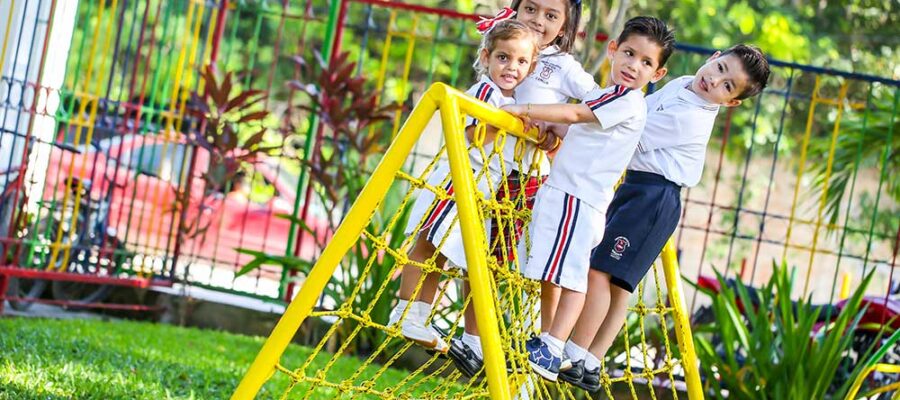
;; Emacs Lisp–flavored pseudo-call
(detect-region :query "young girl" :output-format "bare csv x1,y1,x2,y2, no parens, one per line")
388,18,540,354
448,0,602,378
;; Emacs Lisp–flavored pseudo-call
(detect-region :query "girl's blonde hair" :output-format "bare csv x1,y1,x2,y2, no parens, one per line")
473,19,540,77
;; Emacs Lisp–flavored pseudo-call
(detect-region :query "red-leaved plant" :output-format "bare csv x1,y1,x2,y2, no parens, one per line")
176,65,280,238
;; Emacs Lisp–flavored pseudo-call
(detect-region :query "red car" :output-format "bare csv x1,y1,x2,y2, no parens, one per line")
40,132,327,277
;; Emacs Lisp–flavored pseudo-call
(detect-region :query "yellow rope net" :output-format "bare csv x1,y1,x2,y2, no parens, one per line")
232,83,701,400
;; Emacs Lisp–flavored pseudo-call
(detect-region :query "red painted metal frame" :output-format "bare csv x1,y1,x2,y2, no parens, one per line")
0,266,172,313
3,296,164,312
0,266,172,288
347,0,610,41
0,274,7,313
350,0,480,21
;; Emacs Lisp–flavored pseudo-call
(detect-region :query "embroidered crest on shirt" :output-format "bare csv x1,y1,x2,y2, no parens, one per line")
611,236,631,260
534,60,560,84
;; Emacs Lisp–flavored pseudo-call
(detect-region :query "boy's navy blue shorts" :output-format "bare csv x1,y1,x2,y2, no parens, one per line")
590,170,681,293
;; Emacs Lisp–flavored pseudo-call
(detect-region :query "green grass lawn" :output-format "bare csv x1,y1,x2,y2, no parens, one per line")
0,317,451,399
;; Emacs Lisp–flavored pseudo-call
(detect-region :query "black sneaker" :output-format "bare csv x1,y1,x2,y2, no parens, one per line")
448,338,484,378
559,359,583,382
558,359,601,392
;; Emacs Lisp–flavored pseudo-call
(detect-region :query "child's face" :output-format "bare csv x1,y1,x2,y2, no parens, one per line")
690,53,749,106
515,0,567,48
606,35,667,90
481,37,536,96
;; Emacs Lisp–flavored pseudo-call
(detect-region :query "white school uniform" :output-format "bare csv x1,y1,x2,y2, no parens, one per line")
629,76,720,187
503,46,598,176
404,76,514,269
521,85,647,292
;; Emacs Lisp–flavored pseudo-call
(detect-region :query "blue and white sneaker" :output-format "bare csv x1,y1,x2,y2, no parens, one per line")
525,336,561,381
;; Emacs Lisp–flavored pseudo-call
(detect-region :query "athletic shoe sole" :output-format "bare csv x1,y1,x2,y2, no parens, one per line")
401,325,449,354
448,343,483,377
559,373,600,392
528,360,559,382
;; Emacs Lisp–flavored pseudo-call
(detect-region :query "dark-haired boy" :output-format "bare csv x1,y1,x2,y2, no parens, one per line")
559,44,771,392
502,16,676,382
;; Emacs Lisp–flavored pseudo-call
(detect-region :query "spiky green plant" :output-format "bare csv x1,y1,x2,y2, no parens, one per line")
693,261,896,399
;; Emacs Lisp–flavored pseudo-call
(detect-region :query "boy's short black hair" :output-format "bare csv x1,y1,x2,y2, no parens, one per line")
721,44,770,99
616,16,676,69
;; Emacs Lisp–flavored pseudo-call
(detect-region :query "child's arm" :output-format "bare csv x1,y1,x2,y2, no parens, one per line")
502,103,598,125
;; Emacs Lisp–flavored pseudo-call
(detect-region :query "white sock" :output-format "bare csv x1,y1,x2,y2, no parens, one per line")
390,299,410,324
565,340,588,362
412,301,432,325
462,333,483,358
543,335,564,358
584,353,601,371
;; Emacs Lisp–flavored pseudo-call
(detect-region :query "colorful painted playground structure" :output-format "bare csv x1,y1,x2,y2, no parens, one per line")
0,0,898,399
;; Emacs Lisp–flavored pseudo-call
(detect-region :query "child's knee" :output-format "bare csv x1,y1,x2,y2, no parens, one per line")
409,236,450,270
588,269,612,286
409,236,435,259
610,284,630,298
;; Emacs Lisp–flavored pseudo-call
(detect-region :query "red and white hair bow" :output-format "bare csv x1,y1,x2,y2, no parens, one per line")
476,7,517,35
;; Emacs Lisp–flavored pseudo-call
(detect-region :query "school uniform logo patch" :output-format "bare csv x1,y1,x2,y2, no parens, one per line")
540,65,554,80
610,236,630,260
534,61,560,84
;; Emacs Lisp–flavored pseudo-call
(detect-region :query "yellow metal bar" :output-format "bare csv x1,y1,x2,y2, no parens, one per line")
390,15,418,138
816,97,865,109
230,85,439,400
839,272,851,300
862,381,900,398
373,11,396,105
201,3,217,70
454,91,536,143
367,11,395,143
147,0,197,254
845,363,900,399
0,0,15,76
804,81,849,297
661,238,704,399
232,82,703,399
439,83,511,400
50,0,116,271
782,76,821,262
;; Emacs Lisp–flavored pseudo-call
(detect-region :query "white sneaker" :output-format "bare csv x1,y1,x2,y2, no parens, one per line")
388,303,409,326
401,319,449,353
388,302,448,353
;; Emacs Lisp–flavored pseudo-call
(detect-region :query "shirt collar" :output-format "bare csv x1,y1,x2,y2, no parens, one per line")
540,45,561,56
479,75,515,101
678,76,719,112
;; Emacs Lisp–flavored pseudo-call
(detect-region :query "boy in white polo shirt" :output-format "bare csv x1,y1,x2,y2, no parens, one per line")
558,44,771,392
502,16,675,381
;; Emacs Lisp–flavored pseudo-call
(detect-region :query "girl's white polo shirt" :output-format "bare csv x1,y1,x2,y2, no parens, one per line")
512,46,599,176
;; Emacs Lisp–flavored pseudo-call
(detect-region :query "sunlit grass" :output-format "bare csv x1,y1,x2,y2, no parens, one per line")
0,318,441,399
